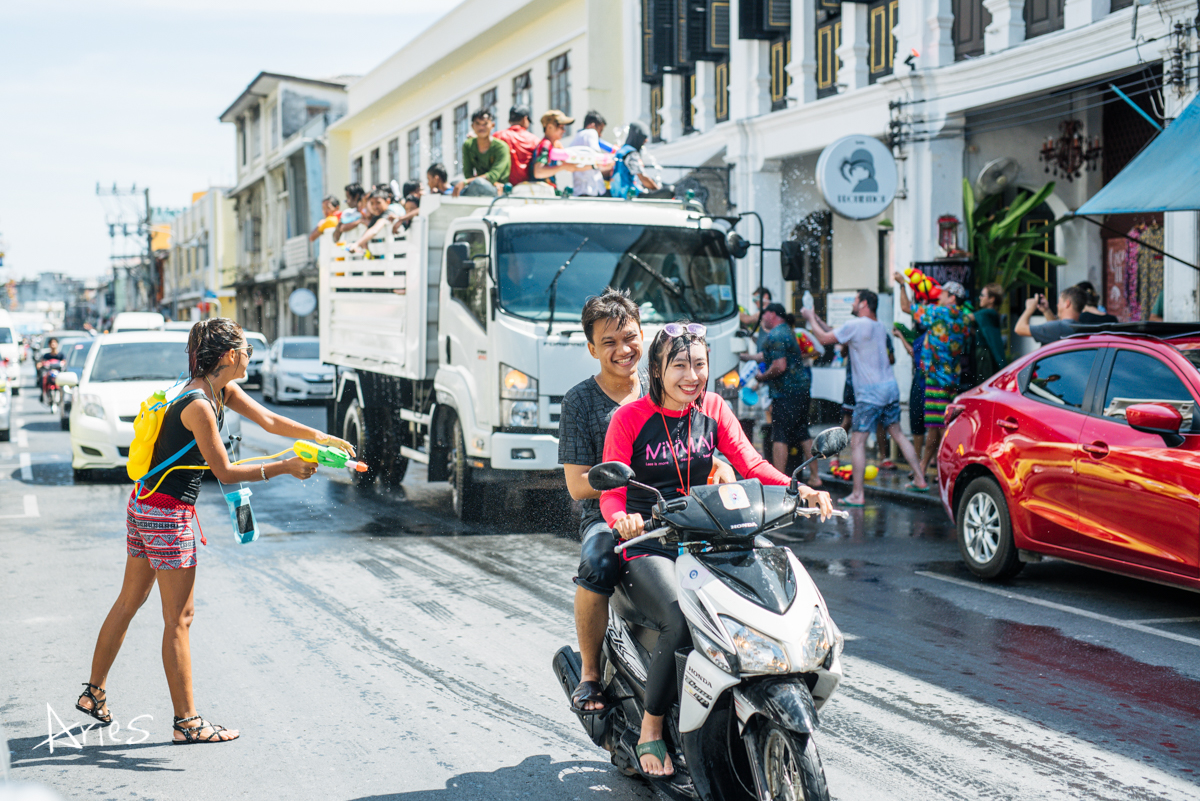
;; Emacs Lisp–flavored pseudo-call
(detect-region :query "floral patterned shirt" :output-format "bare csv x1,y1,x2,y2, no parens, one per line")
912,304,970,387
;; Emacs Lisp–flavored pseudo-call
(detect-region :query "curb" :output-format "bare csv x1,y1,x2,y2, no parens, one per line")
817,471,943,509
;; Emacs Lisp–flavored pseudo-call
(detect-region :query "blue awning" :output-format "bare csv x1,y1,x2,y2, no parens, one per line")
1076,94,1200,215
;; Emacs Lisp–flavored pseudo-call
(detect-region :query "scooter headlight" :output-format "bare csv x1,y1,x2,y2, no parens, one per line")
719,616,790,674
798,606,834,672
690,624,737,675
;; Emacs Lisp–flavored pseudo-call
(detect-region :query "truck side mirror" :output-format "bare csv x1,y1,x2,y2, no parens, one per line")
445,243,473,289
726,231,750,259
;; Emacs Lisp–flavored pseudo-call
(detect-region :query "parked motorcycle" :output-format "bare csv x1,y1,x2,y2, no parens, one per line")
552,427,850,801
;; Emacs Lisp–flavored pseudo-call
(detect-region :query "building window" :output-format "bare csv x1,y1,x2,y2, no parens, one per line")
429,117,443,166
369,147,380,186
244,215,261,254
1025,0,1065,39
952,0,990,60
408,128,420,180
549,53,571,122
868,0,897,83
769,36,791,110
714,59,730,122
816,2,842,99
351,156,363,186
270,103,279,149
249,106,262,161
480,87,498,122
453,103,469,172
649,84,664,142
683,71,696,133
512,71,533,111
238,118,247,166
387,138,400,183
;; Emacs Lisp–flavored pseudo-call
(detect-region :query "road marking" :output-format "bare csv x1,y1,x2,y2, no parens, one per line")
916,570,1200,648
19,452,32,481
0,495,39,518
1130,616,1200,624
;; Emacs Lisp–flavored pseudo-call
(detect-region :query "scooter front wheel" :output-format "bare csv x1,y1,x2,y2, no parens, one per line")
758,723,828,801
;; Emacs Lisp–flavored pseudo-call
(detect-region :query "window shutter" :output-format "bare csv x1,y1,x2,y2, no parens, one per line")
709,0,730,53
643,0,675,80
765,0,791,30
677,0,698,68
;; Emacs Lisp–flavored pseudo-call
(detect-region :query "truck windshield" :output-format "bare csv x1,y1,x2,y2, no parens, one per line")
495,223,736,324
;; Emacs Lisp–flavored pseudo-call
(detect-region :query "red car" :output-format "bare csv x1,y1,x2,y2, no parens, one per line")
938,324,1200,591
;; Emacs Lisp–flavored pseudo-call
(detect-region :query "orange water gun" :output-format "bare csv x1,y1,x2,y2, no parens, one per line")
902,267,942,303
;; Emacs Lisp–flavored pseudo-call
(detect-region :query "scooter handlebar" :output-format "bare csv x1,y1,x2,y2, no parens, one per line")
612,518,662,553
794,506,850,520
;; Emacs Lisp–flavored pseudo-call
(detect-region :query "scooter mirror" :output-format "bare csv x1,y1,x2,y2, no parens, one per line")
588,461,635,491
812,427,849,458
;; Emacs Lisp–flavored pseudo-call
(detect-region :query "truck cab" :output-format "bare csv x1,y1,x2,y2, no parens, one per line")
319,192,741,521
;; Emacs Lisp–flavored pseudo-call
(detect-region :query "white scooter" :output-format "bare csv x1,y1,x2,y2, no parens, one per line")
553,427,849,801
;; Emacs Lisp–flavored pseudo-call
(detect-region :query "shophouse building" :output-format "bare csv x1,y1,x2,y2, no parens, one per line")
164,189,237,324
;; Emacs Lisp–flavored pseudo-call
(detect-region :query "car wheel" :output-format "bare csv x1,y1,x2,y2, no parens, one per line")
73,468,92,483
60,417,69,431
957,476,1023,580
0,428,9,442
263,377,274,403
10,386,18,396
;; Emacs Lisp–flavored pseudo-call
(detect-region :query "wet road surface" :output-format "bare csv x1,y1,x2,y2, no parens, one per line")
2,375,1198,800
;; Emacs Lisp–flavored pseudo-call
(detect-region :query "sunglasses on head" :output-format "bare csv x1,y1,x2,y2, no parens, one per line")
662,323,706,338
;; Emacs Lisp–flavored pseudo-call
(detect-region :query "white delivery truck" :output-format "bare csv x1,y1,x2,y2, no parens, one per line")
318,191,744,521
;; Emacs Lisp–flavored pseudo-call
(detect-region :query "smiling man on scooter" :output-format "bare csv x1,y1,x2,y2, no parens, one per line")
559,290,737,720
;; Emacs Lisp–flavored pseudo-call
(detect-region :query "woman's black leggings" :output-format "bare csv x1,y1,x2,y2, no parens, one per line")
620,554,689,718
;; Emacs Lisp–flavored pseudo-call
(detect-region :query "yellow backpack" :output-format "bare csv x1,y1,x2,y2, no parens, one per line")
127,389,170,482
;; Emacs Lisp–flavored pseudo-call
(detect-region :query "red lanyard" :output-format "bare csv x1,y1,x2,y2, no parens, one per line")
659,408,692,496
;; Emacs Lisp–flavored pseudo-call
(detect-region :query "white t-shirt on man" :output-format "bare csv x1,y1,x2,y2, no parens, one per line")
569,129,606,196
833,316,899,406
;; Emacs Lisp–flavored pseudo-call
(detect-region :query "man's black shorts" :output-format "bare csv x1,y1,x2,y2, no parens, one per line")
770,393,811,445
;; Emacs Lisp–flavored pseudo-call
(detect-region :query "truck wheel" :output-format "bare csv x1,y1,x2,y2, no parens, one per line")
381,446,409,487
342,399,376,488
957,476,1022,580
450,417,486,522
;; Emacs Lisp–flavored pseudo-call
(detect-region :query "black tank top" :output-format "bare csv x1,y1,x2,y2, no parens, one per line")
146,388,225,504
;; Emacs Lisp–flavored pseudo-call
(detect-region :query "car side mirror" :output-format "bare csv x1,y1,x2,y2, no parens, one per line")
588,461,635,491
726,231,750,260
1126,403,1185,447
445,243,474,289
56,372,78,388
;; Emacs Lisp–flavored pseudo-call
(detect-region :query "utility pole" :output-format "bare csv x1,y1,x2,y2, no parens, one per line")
96,182,154,312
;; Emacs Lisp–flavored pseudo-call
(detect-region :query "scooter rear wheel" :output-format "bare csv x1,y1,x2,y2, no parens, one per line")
759,723,828,801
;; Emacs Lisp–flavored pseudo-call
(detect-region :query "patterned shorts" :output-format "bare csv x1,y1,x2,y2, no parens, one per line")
924,385,957,429
126,491,200,570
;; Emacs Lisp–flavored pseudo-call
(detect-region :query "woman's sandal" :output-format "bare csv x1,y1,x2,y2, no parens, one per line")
630,738,674,779
76,683,112,726
172,714,239,745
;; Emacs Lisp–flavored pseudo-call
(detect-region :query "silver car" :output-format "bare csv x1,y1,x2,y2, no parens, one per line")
261,336,334,404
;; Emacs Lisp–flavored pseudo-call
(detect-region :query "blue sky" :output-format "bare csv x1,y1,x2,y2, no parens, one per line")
0,0,465,280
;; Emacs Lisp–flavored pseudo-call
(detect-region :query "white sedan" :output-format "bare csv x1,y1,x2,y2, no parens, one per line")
64,331,241,481
0,372,10,442
261,336,334,403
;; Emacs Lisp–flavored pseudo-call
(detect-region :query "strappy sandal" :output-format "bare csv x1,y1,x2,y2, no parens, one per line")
76,683,112,726
172,714,239,745
570,680,608,716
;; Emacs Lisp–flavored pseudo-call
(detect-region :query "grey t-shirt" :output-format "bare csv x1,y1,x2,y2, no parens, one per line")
1030,319,1077,345
558,375,646,537
833,316,899,406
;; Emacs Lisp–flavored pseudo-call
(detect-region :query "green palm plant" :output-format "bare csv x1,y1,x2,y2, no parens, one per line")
963,178,1067,290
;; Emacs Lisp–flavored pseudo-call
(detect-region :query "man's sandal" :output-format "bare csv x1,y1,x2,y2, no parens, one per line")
172,715,239,745
570,680,607,716
633,739,675,778
76,683,112,726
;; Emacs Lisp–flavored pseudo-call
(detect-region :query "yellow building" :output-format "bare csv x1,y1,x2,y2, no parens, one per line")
164,188,238,324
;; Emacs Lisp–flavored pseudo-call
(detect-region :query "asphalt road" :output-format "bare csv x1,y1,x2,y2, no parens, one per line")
2,373,1199,800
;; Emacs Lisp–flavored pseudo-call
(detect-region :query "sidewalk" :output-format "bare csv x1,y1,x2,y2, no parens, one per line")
816,462,943,509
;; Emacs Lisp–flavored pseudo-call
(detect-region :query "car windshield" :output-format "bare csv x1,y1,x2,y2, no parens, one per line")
495,223,736,324
66,341,93,369
88,341,190,382
0,328,12,344
282,341,319,360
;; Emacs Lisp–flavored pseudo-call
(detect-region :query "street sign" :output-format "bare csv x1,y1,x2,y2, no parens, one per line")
816,135,897,221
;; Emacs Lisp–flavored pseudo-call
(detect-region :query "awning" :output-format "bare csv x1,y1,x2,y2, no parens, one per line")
1076,93,1200,215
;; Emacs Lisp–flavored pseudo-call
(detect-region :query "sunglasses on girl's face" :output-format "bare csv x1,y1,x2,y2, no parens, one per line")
232,344,254,357
662,323,706,338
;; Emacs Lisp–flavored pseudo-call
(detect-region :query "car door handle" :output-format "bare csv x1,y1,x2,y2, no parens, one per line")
1082,442,1109,458
997,418,1018,431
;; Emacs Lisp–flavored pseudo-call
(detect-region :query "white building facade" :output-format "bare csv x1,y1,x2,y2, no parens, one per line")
220,72,351,340
164,189,237,324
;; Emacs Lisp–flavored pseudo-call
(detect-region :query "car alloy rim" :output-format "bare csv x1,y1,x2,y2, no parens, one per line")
762,727,802,801
964,493,1001,564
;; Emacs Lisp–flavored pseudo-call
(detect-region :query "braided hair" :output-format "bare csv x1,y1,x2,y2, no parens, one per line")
647,323,707,408
187,318,244,378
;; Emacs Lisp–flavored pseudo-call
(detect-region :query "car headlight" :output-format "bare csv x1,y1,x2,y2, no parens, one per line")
302,373,325,382
720,616,790,674
501,400,539,428
286,371,305,378
690,624,737,674
797,606,838,672
80,394,106,420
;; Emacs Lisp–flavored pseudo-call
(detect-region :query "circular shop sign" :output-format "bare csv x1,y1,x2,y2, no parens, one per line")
815,135,897,220
288,287,317,317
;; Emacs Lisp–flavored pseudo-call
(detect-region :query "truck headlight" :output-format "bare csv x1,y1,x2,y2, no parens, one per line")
501,400,538,428
81,394,106,420
798,606,834,672
720,616,790,674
